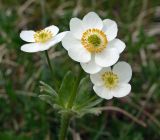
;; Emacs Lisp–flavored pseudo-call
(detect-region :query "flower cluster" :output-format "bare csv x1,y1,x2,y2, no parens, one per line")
20,12,132,100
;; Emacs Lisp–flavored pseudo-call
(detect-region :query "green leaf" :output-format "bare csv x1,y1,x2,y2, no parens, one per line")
72,76,103,116
84,98,103,109
73,98,103,116
76,107,102,117
58,71,75,107
75,76,92,104
74,76,98,108
38,95,55,107
40,81,58,97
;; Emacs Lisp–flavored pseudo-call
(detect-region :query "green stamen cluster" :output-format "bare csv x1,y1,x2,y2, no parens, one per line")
34,30,52,43
87,34,101,47
102,72,119,89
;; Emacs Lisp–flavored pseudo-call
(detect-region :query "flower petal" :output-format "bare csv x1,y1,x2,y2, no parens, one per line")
102,19,118,41
90,67,111,86
107,39,126,53
113,61,132,83
112,83,131,98
93,85,113,100
20,30,35,42
68,44,91,63
45,25,59,35
38,31,68,51
70,18,84,39
62,32,80,51
21,43,42,53
95,48,119,67
80,55,102,74
83,12,103,30
54,31,68,43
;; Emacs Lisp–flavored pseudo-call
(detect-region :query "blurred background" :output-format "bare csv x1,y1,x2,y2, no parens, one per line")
0,0,160,139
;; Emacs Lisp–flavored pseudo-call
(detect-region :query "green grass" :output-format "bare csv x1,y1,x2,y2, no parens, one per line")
0,0,160,139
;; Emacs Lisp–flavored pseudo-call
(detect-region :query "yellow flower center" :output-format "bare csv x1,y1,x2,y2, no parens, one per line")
81,29,108,53
34,29,53,43
101,71,119,89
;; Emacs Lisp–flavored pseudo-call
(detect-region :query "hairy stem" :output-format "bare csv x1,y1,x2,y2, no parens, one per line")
59,69,83,140
59,114,70,140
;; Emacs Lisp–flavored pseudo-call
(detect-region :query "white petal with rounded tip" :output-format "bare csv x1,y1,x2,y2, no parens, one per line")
62,32,81,51
83,12,103,30
93,85,113,100
95,48,119,67
112,83,131,98
90,73,103,86
68,44,91,63
102,19,118,41
54,31,68,43
90,67,111,86
113,61,132,83
21,43,53,53
107,39,126,53
20,30,35,42
80,56,102,74
21,43,42,53
45,25,59,35
70,18,84,39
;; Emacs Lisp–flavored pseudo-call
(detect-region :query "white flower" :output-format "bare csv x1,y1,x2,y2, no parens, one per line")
62,12,126,74
20,25,67,53
90,61,132,100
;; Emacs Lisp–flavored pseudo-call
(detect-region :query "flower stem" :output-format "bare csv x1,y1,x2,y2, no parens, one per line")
45,50,54,74
59,69,83,140
59,113,70,140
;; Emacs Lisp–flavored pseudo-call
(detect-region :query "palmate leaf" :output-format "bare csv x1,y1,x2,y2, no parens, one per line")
40,81,58,97
38,95,64,111
75,107,102,117
83,98,103,109
38,95,55,107
39,81,60,109
75,76,92,105
73,76,103,116
38,72,103,116
73,98,103,117
58,71,76,108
